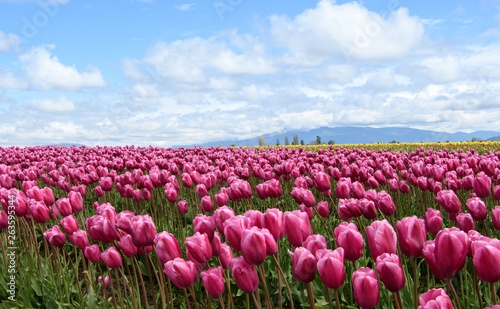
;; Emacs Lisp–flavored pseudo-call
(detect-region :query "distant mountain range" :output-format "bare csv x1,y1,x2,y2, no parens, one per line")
183,126,500,148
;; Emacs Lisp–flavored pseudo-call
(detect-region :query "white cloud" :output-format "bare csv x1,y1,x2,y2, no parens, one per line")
0,72,28,89
174,3,195,11
0,31,20,53
269,0,424,63
19,46,107,90
421,55,461,83
26,94,75,112
144,37,276,83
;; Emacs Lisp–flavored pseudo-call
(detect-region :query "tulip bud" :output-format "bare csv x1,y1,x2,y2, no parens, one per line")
436,190,461,214
230,256,259,293
472,238,500,283
290,247,317,283
334,222,364,261
376,253,405,292
130,215,157,248
29,201,49,223
116,210,135,234
193,214,216,242
164,258,199,289
185,232,212,264
352,267,380,309
466,197,487,221
397,216,426,258
316,201,330,217
492,206,500,231
434,228,467,277
424,208,443,235
366,220,398,261
177,200,189,215
473,172,491,198
261,208,284,240
98,275,110,287
201,267,225,297
456,213,475,233
117,234,138,257
60,214,79,235
223,215,250,251
101,247,122,269
284,210,312,248
316,247,345,290
313,172,331,192
68,230,89,250
219,243,233,269
302,234,327,257
200,196,214,213
84,244,101,263
43,225,66,247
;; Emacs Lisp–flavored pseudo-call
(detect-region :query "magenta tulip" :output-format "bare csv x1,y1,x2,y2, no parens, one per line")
376,253,405,292
185,232,212,264
377,191,395,216
284,210,312,248
466,197,487,221
316,247,345,290
422,240,447,280
352,267,380,309
43,225,66,247
164,258,199,289
29,201,49,223
68,230,89,250
473,172,491,198
290,247,317,283
397,216,426,258
230,256,259,293
154,232,182,264
472,238,500,283
60,214,79,235
177,200,189,214
115,210,135,234
424,208,443,235
200,195,214,213
201,267,225,297
492,206,500,231
117,234,138,257
436,190,461,214
366,220,398,261
193,214,216,242
219,243,233,269
101,247,122,269
223,215,250,251
213,206,235,233
456,213,475,233
84,244,101,263
418,288,453,309
434,227,468,277
334,222,364,261
130,215,157,247
302,234,327,257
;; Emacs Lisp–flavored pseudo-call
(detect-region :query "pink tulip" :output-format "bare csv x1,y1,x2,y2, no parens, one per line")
397,216,426,258
418,288,453,309
456,213,475,233
130,215,157,247
193,214,216,242
436,190,461,214
492,206,500,231
219,243,233,269
377,191,395,216
200,195,214,213
473,172,491,198
241,227,277,265
424,208,443,235
466,197,487,221
358,198,378,220
284,210,312,248
201,267,225,297
334,222,364,261
164,258,199,289
154,231,182,264
302,234,327,257
177,200,189,214
434,227,468,277
84,244,101,263
43,225,66,247
352,267,380,309
60,214,79,235
213,206,235,233
316,247,345,290
335,181,350,199
316,201,330,217
98,275,110,287
290,247,317,283
366,220,398,261
101,247,122,269
68,191,83,213
223,215,250,251
117,234,138,257
376,253,405,292
230,256,259,293
116,210,135,234
29,201,49,223
68,230,89,250
261,208,284,240
422,240,447,280
185,232,212,264
313,172,331,192
86,215,120,243
0,210,8,230
472,237,500,283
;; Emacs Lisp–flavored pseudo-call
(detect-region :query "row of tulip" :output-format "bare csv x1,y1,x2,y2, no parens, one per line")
0,144,500,308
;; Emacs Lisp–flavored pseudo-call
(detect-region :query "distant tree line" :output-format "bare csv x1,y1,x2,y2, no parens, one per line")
258,135,335,146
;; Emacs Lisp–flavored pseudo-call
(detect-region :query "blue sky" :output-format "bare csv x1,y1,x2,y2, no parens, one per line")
0,0,499,146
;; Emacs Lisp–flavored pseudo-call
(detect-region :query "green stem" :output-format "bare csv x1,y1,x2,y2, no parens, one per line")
306,282,316,309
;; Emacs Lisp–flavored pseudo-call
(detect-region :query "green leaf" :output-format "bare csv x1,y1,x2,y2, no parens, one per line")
84,286,97,308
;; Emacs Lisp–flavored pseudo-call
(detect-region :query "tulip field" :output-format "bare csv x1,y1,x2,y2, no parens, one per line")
2,142,500,309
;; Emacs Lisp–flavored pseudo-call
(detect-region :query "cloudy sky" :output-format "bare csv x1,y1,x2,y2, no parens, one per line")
0,0,499,147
